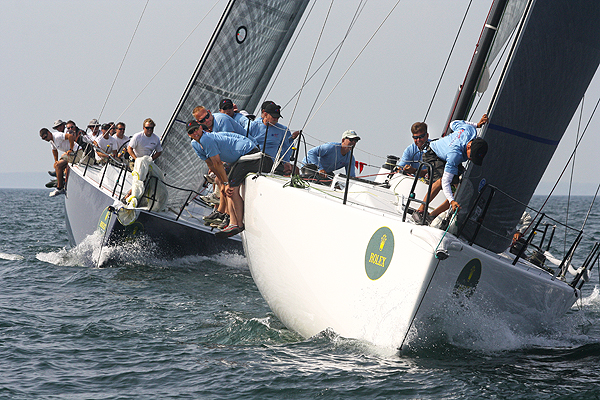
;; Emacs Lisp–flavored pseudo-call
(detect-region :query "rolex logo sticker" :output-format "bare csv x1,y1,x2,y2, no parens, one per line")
365,227,395,280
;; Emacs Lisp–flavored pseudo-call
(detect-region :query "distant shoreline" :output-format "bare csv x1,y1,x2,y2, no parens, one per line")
0,171,597,195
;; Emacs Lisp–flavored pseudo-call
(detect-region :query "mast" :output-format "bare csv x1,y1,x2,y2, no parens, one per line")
454,0,600,252
442,0,509,136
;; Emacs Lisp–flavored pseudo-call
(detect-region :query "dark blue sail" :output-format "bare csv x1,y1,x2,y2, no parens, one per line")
456,0,600,252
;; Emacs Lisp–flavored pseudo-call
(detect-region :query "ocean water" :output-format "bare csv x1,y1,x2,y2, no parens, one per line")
1,188,600,399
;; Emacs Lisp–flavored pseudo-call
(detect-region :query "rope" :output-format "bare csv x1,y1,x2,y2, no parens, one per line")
286,0,335,131
111,0,222,123
269,0,337,174
300,0,367,130
423,0,474,122
434,208,459,258
97,0,149,121
264,0,318,101
301,0,403,131
581,182,600,231
279,1,367,113
564,96,584,253
535,94,600,218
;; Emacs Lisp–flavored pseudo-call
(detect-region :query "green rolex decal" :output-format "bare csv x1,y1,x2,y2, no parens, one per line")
365,227,395,280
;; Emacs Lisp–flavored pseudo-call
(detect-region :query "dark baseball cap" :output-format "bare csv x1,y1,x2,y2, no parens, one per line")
220,98,233,110
262,101,282,118
186,120,202,134
469,138,488,166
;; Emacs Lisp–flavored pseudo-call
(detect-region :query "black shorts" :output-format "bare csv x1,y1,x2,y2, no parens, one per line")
227,148,272,187
422,150,462,184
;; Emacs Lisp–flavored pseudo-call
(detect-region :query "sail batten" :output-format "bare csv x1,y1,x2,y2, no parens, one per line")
156,0,310,209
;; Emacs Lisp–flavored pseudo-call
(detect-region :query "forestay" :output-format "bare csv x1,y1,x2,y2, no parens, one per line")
156,0,310,209
456,0,600,252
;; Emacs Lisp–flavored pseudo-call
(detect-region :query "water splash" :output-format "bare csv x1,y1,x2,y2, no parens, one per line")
35,229,248,271
0,252,25,261
201,313,301,345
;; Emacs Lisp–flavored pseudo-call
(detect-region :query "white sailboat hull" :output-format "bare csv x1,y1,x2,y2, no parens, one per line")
242,175,579,349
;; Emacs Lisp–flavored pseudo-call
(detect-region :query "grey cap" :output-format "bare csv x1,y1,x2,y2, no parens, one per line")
341,130,360,141
52,119,65,128
88,118,101,127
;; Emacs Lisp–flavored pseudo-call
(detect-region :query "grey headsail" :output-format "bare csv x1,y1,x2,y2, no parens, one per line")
156,0,310,209
456,0,600,252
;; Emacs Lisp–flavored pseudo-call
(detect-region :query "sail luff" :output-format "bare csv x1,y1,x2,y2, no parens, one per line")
442,0,510,136
161,1,238,143
455,0,600,252
154,0,310,209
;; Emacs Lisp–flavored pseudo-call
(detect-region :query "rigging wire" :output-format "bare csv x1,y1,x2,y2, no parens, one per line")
582,182,600,231
273,0,368,172
286,0,335,130
536,95,600,220
468,24,514,120
300,0,367,129
564,96,584,254
269,0,336,174
300,0,403,131
263,0,318,102
423,0,474,122
97,0,149,121
112,0,222,123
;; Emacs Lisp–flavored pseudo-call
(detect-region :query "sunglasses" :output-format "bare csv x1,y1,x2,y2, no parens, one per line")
41,133,48,139
412,132,427,140
144,126,155,130
116,128,125,131
197,111,211,123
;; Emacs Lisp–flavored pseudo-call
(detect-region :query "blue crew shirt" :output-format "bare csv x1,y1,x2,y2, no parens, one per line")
248,119,294,161
213,113,247,137
302,142,356,177
233,112,250,132
429,120,477,175
399,140,431,169
191,131,256,164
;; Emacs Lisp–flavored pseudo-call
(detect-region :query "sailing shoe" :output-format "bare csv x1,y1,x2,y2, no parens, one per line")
200,192,220,206
213,214,230,229
203,173,216,184
215,224,244,239
49,187,66,197
45,179,57,188
412,210,433,225
412,210,424,225
48,170,57,177
203,211,226,225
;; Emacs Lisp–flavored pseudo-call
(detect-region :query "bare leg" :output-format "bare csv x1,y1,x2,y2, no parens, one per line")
55,159,68,189
418,178,442,213
227,186,244,228
217,182,228,213
430,200,450,218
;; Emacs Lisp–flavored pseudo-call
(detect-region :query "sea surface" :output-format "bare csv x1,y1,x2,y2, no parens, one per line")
1,189,600,399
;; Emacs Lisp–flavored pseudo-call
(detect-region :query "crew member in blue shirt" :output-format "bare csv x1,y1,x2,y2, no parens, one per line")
187,120,261,238
413,114,488,224
193,105,248,137
219,98,251,133
302,130,360,178
399,121,431,176
248,101,299,175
